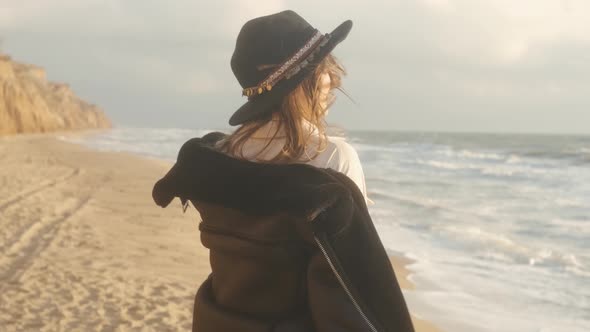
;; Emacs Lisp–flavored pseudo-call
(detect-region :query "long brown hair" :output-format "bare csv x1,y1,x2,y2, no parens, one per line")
219,54,346,163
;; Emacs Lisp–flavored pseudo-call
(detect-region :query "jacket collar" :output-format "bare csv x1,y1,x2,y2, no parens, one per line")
152,132,354,221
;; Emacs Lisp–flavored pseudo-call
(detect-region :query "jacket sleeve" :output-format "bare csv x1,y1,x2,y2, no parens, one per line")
306,170,415,332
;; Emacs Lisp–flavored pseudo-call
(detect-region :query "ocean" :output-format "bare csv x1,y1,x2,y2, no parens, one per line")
69,127,590,332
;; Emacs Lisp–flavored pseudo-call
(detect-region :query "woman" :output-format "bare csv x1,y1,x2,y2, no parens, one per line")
217,49,373,206
153,10,414,332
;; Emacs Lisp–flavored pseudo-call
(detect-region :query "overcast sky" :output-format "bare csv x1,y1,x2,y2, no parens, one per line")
1,0,589,134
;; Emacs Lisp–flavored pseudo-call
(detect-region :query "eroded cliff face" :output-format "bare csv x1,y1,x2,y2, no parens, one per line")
0,54,111,135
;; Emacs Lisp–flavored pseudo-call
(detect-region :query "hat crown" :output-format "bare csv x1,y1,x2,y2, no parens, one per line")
231,10,317,89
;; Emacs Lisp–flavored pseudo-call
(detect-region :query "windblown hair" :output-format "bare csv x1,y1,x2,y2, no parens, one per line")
219,54,346,163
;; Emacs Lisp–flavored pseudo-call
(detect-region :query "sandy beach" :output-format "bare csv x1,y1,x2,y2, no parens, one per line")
0,134,441,332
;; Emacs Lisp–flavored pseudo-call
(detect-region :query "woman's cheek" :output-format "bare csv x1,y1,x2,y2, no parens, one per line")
320,73,331,111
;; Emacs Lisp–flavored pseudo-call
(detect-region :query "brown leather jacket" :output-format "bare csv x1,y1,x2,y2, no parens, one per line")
152,132,415,332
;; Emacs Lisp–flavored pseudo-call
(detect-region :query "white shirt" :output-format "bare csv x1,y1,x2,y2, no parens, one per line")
219,122,374,206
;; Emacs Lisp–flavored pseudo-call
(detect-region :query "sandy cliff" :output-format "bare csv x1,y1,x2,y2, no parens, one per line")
0,54,111,135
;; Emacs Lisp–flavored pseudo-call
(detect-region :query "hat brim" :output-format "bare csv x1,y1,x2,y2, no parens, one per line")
228,20,353,126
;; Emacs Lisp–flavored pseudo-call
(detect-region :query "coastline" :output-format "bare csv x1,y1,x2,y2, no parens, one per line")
0,134,443,331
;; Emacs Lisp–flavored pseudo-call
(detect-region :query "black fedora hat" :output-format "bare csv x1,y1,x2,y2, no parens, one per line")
229,10,353,126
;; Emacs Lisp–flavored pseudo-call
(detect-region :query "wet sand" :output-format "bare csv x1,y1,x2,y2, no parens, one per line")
0,134,441,331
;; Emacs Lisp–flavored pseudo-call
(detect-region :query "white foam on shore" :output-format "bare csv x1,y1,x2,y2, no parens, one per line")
64,127,219,161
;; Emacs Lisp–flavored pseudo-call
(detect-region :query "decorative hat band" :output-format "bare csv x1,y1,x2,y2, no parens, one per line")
242,30,331,97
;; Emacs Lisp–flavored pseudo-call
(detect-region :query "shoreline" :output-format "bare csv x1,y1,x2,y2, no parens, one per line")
0,134,443,331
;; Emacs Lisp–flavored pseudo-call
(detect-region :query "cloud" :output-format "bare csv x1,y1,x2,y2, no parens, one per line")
1,0,288,93
322,1,590,100
1,0,588,132
0,0,287,39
